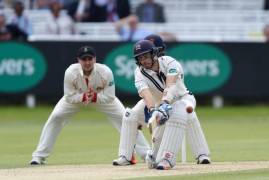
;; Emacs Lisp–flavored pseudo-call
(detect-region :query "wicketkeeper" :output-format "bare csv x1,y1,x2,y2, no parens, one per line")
30,46,150,165
113,39,210,170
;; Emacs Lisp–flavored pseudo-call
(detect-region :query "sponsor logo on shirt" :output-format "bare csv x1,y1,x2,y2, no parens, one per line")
108,81,114,86
168,68,177,74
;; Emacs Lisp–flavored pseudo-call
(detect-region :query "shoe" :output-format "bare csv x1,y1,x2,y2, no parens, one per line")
30,157,46,165
145,150,156,169
197,154,211,164
156,159,172,170
113,156,133,166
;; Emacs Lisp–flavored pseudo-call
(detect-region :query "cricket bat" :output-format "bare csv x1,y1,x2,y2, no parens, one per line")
147,111,159,135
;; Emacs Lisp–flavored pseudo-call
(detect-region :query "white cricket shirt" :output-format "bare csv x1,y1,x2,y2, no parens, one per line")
134,55,189,103
63,63,115,104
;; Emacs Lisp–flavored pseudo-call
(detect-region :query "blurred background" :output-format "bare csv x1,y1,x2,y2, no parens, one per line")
1,0,269,107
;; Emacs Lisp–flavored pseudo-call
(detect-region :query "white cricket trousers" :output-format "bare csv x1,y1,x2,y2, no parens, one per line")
32,97,149,159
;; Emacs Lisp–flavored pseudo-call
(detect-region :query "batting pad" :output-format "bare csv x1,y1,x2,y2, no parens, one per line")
136,130,150,159
155,120,186,167
119,108,138,160
186,112,210,159
152,125,165,159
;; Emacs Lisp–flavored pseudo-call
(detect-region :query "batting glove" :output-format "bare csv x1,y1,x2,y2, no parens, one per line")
148,107,163,125
157,102,172,125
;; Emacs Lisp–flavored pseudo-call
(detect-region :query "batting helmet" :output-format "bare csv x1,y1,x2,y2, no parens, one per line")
145,34,166,50
133,40,156,59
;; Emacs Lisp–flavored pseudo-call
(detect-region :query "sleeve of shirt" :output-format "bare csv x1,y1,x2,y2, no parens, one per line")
95,67,116,104
134,68,149,95
64,69,84,104
165,56,181,76
161,57,188,103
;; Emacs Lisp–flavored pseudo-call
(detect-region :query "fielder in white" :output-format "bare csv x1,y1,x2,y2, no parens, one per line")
30,46,150,165
113,40,210,170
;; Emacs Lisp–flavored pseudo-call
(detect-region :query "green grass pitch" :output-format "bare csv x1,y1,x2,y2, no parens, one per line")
0,105,268,179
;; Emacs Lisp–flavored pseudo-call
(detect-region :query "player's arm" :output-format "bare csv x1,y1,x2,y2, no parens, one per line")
64,70,85,104
135,70,171,126
138,84,171,126
139,88,155,111
135,70,155,111
161,74,177,104
162,59,188,104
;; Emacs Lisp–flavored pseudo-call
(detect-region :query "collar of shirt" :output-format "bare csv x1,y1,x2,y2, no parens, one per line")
79,63,96,78
141,66,155,76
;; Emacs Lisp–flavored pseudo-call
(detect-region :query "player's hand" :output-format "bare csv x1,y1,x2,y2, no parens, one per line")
148,107,161,125
157,103,172,125
82,87,97,104
148,104,171,125
82,92,91,105
86,87,95,98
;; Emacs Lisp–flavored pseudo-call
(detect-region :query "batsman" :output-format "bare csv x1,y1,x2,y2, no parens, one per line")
113,38,210,170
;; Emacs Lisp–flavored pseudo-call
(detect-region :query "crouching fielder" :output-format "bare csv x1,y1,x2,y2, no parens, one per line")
30,46,150,165
113,40,210,170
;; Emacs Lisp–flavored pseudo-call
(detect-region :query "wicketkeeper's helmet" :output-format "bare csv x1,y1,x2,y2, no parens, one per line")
144,34,166,56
